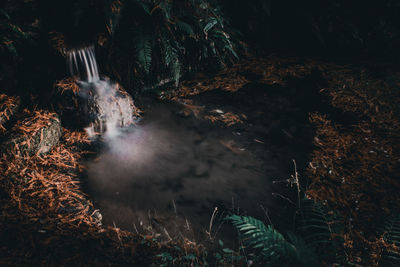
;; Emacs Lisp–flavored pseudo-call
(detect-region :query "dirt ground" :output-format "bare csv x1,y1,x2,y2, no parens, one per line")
1,55,400,265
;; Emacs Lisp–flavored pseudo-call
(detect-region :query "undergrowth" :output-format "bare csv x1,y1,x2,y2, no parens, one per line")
100,0,241,92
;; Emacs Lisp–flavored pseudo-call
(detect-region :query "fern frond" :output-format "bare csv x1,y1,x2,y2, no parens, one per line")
134,0,151,15
227,215,319,266
203,17,218,34
296,199,333,247
176,20,195,36
164,42,178,67
211,30,238,60
159,1,172,20
172,59,181,87
224,44,238,60
134,33,152,74
295,199,350,265
286,233,320,267
378,213,400,267
162,40,181,86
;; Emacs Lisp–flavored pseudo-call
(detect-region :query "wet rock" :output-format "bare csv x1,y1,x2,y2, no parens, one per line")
0,94,20,133
2,110,62,157
84,80,137,135
53,78,140,133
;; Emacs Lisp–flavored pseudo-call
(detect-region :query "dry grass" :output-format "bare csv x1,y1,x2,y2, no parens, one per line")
55,78,81,95
306,65,400,265
0,93,20,132
204,112,244,127
161,56,322,101
0,109,204,265
48,31,67,55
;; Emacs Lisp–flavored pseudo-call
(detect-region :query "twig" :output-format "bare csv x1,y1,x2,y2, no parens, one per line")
292,159,301,208
272,193,297,206
259,204,273,227
206,207,218,240
113,221,124,253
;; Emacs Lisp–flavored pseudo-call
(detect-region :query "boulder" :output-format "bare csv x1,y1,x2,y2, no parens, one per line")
2,110,62,157
53,77,140,135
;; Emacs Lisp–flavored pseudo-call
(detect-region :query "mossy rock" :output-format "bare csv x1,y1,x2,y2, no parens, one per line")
2,111,62,157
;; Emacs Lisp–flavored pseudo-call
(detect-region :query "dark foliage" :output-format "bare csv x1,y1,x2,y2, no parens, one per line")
101,0,241,93
220,0,400,57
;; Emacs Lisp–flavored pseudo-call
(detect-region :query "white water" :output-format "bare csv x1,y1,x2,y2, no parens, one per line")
67,45,100,82
66,46,135,138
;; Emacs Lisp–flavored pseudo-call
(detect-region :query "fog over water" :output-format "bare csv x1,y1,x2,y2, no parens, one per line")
85,105,279,241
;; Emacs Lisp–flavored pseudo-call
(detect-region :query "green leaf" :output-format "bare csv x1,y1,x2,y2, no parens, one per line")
378,213,400,266
222,248,234,254
176,20,195,36
135,0,151,15
134,33,152,74
227,215,319,266
204,18,218,33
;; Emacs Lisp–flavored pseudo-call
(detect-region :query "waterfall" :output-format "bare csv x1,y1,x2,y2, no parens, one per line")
67,45,100,83
66,46,135,138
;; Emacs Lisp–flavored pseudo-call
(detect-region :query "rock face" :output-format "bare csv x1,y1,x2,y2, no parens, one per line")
2,110,62,157
0,94,20,133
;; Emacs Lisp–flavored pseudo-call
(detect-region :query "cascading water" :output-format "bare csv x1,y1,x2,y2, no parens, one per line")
66,46,136,138
67,45,99,82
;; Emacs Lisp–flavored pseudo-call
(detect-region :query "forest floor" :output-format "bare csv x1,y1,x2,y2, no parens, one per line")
0,55,399,266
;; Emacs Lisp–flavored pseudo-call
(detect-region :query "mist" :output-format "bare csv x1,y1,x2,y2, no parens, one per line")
85,104,277,241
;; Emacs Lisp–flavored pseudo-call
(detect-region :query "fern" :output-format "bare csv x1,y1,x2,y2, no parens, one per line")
159,1,172,20
224,44,238,59
107,0,240,89
172,58,181,87
134,33,152,74
378,213,400,266
203,17,218,34
163,42,178,67
212,30,239,59
295,199,349,265
227,215,319,266
162,39,180,86
296,199,333,247
135,0,151,15
0,8,31,57
175,20,195,36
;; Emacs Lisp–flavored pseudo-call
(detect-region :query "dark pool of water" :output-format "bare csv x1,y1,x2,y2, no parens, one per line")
85,83,316,245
